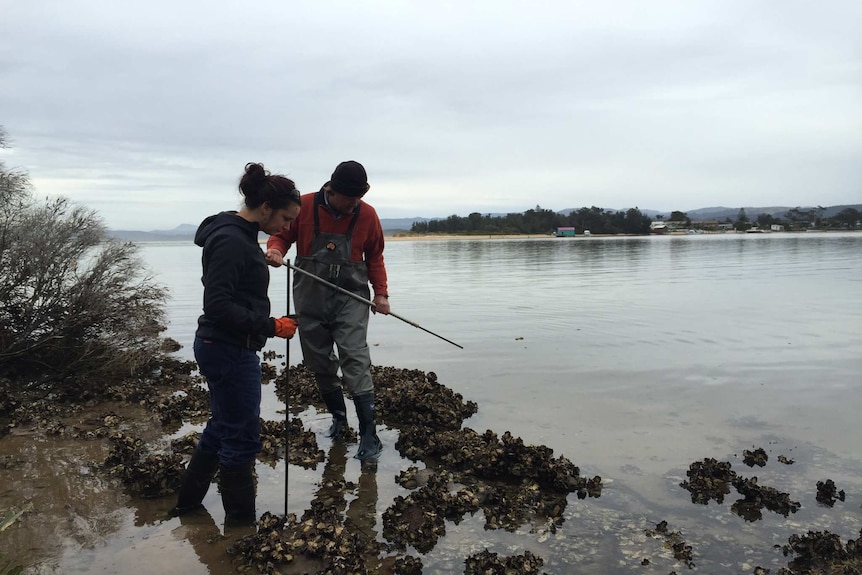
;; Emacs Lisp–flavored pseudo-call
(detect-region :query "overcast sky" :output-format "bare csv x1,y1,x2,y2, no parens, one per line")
1,1,860,230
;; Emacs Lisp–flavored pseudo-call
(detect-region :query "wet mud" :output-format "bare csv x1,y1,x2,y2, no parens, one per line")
1,358,860,574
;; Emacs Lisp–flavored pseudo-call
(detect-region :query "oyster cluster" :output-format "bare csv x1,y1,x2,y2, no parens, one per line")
743,447,768,467
679,457,735,504
373,367,478,430
680,456,801,520
259,417,325,469
733,476,802,520
645,520,695,569
170,430,201,455
152,384,210,425
275,364,478,432
230,506,382,574
274,363,323,408
101,431,185,498
463,549,544,575
815,479,846,507
382,470,481,552
778,529,862,574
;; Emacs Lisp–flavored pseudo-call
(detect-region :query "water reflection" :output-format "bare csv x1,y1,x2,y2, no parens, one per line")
345,464,379,549
314,441,380,562
176,508,241,572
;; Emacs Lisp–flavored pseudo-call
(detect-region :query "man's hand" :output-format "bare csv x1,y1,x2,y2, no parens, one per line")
371,294,390,315
265,249,284,267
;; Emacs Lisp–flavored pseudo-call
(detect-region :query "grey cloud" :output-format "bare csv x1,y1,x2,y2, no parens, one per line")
1,0,860,228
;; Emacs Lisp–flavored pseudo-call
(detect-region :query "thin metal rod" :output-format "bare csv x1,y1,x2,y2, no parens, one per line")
285,261,464,350
284,265,291,517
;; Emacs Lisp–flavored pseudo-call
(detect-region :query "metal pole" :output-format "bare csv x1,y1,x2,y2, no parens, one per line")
285,261,463,350
284,265,291,517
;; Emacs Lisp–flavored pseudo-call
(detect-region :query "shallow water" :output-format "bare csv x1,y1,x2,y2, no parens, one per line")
2,232,861,573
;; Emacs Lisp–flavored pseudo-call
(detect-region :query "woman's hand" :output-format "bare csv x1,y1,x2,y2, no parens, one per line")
264,249,284,267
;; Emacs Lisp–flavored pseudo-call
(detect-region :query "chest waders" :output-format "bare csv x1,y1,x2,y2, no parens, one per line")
293,191,382,461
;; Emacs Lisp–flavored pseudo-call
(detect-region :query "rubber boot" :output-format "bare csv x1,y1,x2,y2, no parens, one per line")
168,448,220,517
219,463,256,526
353,393,382,462
321,388,350,439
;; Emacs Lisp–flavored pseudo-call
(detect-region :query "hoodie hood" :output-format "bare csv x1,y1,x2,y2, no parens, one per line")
194,211,259,247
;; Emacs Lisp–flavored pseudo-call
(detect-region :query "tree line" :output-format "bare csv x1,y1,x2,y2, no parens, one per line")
410,205,653,235
409,205,861,235
730,207,861,231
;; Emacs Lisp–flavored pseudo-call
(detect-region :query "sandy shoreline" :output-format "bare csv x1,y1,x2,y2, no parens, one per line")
386,233,553,241
385,230,860,241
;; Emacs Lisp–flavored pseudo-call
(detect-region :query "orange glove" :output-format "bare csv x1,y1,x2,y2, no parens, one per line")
273,317,297,338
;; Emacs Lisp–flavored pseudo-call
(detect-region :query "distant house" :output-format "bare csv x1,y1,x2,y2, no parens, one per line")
555,227,576,237
771,224,785,232
692,220,720,231
650,221,668,234
665,220,689,231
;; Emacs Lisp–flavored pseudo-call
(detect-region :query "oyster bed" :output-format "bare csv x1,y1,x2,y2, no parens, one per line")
1,358,861,574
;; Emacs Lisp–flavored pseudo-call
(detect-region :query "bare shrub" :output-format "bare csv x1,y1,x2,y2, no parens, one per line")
0,127,168,386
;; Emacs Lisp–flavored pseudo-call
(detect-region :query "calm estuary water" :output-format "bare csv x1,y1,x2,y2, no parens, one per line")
130,232,862,573
6,233,859,574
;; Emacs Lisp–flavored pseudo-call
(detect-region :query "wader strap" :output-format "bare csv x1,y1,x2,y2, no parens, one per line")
313,189,362,241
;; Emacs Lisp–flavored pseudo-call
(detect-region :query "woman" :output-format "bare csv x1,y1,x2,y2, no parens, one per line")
170,162,301,524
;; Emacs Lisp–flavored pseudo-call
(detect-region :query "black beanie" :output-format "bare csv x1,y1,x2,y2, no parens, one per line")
329,161,368,197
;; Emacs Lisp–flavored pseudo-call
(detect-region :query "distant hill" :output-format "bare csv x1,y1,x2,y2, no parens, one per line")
109,224,197,242
559,205,861,221
380,217,429,233
558,207,665,217
674,205,861,221
109,220,425,241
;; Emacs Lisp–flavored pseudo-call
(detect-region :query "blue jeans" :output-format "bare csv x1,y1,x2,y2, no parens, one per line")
193,336,261,469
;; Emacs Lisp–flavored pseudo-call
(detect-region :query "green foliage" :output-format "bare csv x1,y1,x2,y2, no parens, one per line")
733,208,750,231
0,553,23,575
0,127,168,386
1,504,32,533
755,213,780,228
826,207,860,229
0,502,31,575
783,206,829,229
669,210,691,227
410,205,653,235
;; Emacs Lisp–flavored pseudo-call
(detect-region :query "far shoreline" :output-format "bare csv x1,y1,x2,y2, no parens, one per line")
386,229,860,241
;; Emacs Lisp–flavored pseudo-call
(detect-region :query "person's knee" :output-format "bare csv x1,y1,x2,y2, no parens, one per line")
342,369,373,396
315,373,343,395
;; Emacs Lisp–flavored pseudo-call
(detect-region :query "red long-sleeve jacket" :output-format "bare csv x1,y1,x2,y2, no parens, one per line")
266,191,388,297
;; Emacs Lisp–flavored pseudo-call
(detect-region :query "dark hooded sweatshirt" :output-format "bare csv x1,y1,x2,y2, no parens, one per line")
194,211,275,351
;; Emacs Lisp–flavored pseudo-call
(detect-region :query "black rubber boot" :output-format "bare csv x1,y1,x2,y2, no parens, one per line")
168,448,220,517
353,393,382,462
219,463,256,526
321,388,350,439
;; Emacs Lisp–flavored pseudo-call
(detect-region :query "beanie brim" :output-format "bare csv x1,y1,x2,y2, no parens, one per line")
329,182,367,197
329,161,368,197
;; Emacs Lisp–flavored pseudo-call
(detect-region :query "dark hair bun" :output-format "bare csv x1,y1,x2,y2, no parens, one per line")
244,162,268,184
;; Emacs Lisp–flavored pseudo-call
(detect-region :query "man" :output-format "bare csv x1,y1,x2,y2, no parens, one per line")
265,160,390,462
